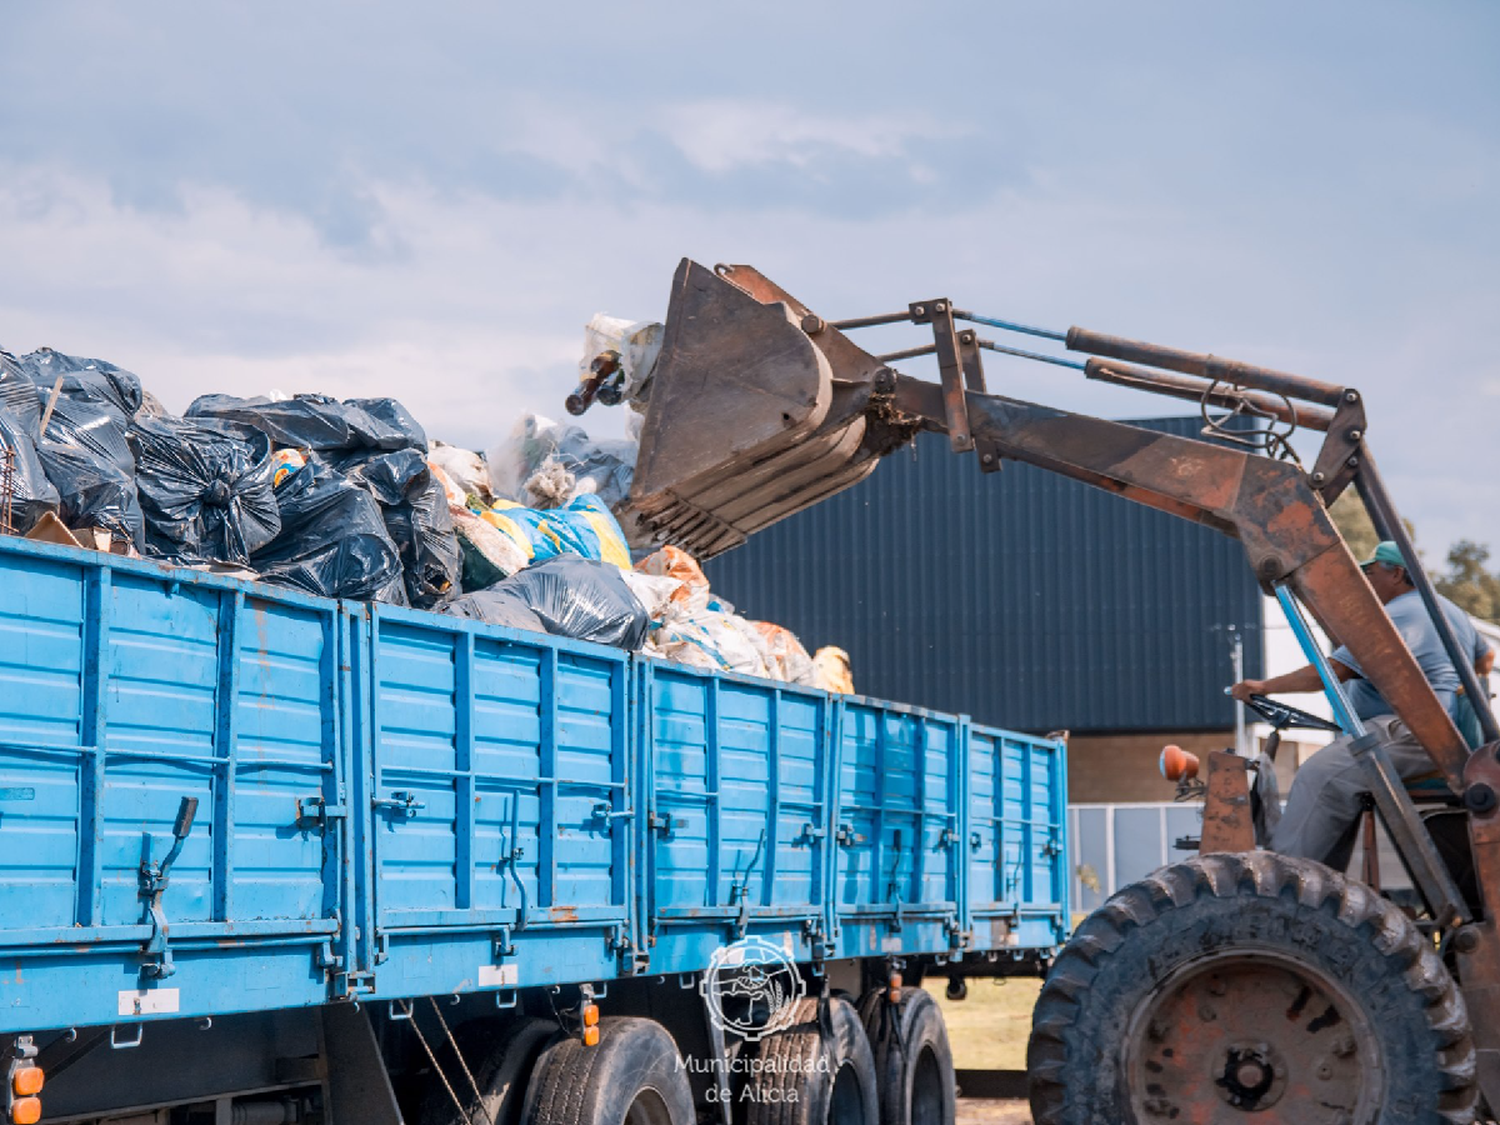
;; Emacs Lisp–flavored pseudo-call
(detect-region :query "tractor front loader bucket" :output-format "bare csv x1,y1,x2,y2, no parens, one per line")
628,260,902,558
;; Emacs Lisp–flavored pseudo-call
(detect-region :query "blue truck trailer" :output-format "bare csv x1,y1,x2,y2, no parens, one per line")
0,533,1067,1125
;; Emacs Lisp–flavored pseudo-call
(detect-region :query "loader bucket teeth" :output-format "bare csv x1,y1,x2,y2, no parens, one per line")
629,260,896,558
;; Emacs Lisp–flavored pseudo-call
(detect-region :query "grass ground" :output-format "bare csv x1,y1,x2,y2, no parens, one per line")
927,975,1042,1072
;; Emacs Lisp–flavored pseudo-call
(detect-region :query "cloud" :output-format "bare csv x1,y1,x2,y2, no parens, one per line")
661,100,958,175
0,0,1495,557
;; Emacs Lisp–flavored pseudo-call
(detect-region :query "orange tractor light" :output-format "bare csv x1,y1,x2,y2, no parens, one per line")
10,1095,41,1125
1159,745,1200,782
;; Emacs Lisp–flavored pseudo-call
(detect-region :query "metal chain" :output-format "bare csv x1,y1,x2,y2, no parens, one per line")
406,1009,468,1123
428,996,495,1125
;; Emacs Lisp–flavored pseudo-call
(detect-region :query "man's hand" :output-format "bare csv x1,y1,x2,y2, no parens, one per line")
1230,680,1269,703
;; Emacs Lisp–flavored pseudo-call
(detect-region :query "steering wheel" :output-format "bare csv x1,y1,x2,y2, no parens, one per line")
1238,692,1343,733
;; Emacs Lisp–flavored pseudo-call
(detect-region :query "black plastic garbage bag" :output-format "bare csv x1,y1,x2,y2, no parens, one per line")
130,416,282,565
18,348,143,421
384,473,460,608
337,448,428,506
338,449,460,608
12,350,140,478
34,441,144,548
10,349,143,543
252,457,406,603
345,397,426,451
0,350,40,433
187,394,420,453
438,586,546,634
0,404,60,533
467,555,647,650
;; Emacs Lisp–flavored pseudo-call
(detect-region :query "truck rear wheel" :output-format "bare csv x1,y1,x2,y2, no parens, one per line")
1028,852,1476,1124
522,1017,694,1125
741,996,879,1125
857,987,955,1125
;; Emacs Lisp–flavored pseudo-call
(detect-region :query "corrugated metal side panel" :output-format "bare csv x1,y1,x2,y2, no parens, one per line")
646,666,828,926
368,606,631,931
833,700,962,920
0,549,86,931
967,727,1067,922
705,417,1265,734
0,540,342,942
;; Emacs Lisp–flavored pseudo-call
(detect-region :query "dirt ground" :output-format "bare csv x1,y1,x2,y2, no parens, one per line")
956,1100,1032,1124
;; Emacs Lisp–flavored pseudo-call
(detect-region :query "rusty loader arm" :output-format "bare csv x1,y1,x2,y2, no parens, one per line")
628,260,1500,1112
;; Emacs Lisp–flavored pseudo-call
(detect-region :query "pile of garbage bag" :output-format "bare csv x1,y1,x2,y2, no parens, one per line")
0,328,848,688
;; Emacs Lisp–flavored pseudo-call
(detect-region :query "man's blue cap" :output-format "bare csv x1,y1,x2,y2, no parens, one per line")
1359,540,1406,570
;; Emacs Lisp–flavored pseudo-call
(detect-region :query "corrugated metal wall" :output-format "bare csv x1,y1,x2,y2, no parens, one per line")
703,416,1265,735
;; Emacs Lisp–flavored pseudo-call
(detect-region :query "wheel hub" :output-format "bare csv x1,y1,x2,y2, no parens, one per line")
1125,952,1379,1121
1215,1041,1286,1110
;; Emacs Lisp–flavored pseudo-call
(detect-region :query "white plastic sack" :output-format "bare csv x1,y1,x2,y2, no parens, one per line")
619,571,685,619
428,442,492,506
580,313,664,406
650,606,769,679
486,413,636,511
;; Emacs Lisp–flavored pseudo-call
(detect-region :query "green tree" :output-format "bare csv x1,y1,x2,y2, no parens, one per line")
1327,490,1498,624
1435,540,1500,625
1329,490,1380,562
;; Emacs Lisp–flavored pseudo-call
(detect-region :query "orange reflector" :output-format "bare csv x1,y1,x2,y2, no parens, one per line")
12,1066,43,1096
11,1095,41,1124
583,1025,600,1047
582,1003,599,1028
1159,745,1200,782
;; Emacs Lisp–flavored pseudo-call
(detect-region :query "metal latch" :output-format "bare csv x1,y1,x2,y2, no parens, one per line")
139,796,198,980
647,812,686,837
591,802,635,834
296,795,348,831
372,791,425,818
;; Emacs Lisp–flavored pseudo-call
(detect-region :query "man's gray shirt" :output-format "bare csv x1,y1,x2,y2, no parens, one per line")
1331,590,1492,721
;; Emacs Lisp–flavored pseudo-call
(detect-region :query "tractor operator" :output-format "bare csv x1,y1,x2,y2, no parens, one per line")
1231,541,1494,869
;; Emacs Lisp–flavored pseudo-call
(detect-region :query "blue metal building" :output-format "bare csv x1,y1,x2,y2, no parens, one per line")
704,416,1266,737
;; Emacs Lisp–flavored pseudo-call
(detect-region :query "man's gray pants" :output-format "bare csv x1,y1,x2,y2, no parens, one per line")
1269,715,1438,871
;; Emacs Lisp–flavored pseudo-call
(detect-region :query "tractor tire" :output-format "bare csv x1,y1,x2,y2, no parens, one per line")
857,986,955,1125
740,996,879,1125
1028,852,1476,1125
522,1017,694,1125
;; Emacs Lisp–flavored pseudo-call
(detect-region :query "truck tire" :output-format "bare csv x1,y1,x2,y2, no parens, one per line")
421,1016,558,1125
857,987,955,1125
740,996,879,1125
522,1017,694,1125
1028,852,1477,1124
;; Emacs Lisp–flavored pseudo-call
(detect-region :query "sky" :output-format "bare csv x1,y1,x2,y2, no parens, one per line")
1,1,1495,558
